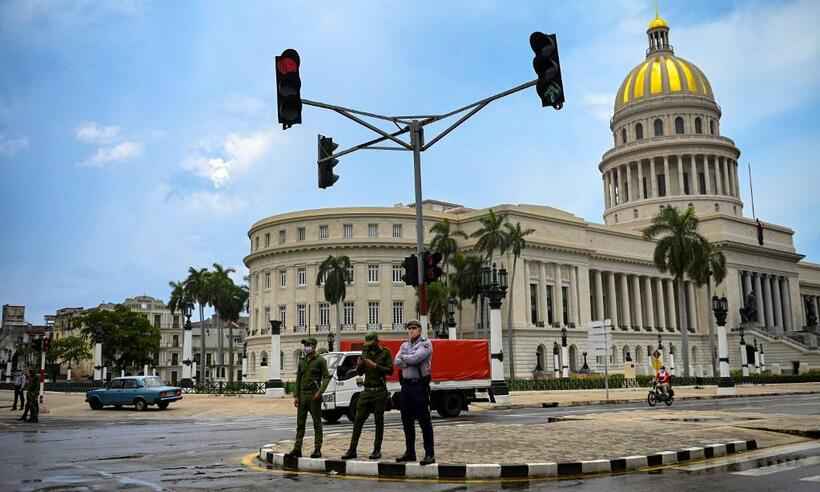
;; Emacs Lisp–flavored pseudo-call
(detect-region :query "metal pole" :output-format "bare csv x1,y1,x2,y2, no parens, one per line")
410,121,428,337
604,320,609,401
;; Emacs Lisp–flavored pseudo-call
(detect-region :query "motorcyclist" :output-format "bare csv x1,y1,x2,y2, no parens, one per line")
656,366,672,398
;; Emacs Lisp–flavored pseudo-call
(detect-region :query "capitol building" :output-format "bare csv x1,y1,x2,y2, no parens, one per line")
243,15,820,382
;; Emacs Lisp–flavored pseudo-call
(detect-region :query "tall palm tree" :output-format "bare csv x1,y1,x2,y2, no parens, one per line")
185,267,211,384
470,209,508,264
317,255,352,349
220,282,249,384
642,207,707,377
426,281,452,336
430,219,468,283
210,263,236,381
503,221,535,379
689,237,727,378
167,280,193,318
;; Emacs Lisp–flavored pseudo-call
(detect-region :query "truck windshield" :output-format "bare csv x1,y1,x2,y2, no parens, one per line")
323,353,342,372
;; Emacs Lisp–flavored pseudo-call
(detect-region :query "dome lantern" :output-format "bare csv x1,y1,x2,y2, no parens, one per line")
646,14,672,56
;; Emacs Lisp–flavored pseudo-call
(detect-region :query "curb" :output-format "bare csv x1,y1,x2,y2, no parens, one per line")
257,439,757,480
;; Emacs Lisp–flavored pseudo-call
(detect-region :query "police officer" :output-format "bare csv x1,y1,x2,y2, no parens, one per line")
289,337,330,458
394,319,435,465
341,332,393,460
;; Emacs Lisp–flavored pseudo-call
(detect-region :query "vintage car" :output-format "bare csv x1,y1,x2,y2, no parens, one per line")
86,376,182,411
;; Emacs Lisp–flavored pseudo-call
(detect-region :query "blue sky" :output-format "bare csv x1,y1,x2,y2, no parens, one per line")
2,0,819,324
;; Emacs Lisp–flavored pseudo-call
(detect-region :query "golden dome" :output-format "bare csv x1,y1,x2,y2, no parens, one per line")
648,16,668,29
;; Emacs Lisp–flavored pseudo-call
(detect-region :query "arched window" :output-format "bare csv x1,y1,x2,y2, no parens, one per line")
635,345,643,364
653,118,664,136
635,123,644,140
280,351,284,370
675,117,684,134
621,128,627,144
695,117,703,134
250,353,256,372
709,120,715,135
260,351,268,367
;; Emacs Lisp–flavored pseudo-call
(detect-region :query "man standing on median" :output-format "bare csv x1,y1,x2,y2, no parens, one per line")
288,337,330,459
394,319,435,465
342,332,393,460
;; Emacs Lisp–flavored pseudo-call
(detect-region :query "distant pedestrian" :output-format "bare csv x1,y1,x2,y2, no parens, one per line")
394,319,435,465
20,369,39,423
12,369,25,411
288,337,330,459
341,332,393,460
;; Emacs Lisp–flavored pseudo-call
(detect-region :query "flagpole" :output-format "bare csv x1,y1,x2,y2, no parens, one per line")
748,162,756,219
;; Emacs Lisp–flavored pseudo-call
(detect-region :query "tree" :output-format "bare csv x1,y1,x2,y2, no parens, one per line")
220,282,249,383
77,305,160,375
642,206,707,377
185,267,212,383
317,255,351,348
49,335,92,379
470,209,509,264
689,237,727,377
210,263,236,380
430,219,468,283
426,281,452,336
503,221,535,379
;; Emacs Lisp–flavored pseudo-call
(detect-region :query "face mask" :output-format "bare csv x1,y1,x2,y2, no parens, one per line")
303,346,314,356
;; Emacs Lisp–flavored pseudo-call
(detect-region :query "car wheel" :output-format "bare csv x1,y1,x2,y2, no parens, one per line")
114,404,122,409
134,398,147,411
157,402,169,410
88,398,103,410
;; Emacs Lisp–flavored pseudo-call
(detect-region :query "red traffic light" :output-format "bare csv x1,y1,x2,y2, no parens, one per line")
276,49,300,74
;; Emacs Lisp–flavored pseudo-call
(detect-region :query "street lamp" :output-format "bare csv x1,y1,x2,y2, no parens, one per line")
711,295,735,394
327,331,335,352
266,320,285,397
560,326,569,378
447,297,457,340
478,263,509,402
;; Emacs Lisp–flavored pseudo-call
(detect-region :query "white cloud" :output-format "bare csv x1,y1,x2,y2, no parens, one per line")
183,129,276,188
0,134,29,157
81,141,143,167
75,122,121,144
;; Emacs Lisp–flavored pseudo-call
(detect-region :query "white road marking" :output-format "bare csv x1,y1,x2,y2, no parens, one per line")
731,456,820,476
801,475,820,482
674,441,820,472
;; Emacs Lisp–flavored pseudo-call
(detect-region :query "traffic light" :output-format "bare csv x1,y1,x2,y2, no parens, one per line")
401,254,419,287
43,336,50,353
275,48,302,129
32,337,42,352
318,135,339,189
423,251,444,283
530,32,565,110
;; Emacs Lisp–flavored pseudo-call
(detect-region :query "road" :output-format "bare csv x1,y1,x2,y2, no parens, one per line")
1,393,818,491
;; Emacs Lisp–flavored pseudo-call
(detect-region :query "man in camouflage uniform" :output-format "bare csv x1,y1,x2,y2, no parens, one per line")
341,332,393,460
21,369,39,423
288,337,330,458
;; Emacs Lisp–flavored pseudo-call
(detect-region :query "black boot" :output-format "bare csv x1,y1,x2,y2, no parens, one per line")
368,450,382,460
341,449,357,460
396,453,416,463
286,449,302,458
420,455,435,466
310,450,322,459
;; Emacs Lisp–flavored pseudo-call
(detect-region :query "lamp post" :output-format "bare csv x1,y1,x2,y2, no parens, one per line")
266,320,285,398
327,331,335,352
241,340,248,382
552,344,560,379
92,325,103,382
657,333,664,366
447,297,458,340
739,323,749,377
668,342,676,376
181,305,194,388
479,263,510,403
712,295,735,395
560,326,569,378
753,338,761,374
760,343,766,372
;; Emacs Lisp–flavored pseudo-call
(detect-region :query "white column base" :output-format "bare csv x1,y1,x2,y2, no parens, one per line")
265,387,286,398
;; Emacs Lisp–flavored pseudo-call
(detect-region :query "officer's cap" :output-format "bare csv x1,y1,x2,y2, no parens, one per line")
301,337,318,347
363,332,379,345
405,319,422,329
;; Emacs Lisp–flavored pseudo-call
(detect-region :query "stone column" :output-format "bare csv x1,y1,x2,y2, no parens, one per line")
687,281,697,334
754,273,765,326
620,273,632,330
690,155,697,195
608,271,619,328
716,314,735,395
621,164,628,203
650,157,658,197
740,334,749,377
645,276,656,329
625,163,632,202
706,155,714,195
595,270,605,322
554,263,564,326
570,266,579,324
743,271,752,298
772,275,784,334
603,174,610,209
714,155,723,196
94,342,102,382
763,274,774,329
782,277,793,331
578,265,592,328
677,155,685,195
656,278,667,330
663,156,670,196
637,159,644,200
666,279,678,331
632,275,644,330
540,262,548,326
734,161,741,197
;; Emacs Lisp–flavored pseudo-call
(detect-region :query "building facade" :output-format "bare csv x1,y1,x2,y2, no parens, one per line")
243,15,820,382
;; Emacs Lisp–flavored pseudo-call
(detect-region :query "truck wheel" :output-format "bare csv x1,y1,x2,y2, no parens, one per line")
437,392,463,418
346,395,359,422
323,409,342,424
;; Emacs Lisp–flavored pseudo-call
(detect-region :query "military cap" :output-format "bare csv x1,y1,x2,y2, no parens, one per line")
405,319,422,329
363,331,379,345
301,337,318,346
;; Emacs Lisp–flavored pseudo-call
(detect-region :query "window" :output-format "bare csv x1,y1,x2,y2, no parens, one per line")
279,230,286,244
368,264,379,283
635,122,643,140
318,270,327,285
653,118,663,136
675,117,684,134
658,174,667,197
254,308,258,333
172,335,179,348
279,305,287,326
265,233,271,248
392,224,402,238
621,128,627,144
695,117,703,134
683,172,690,194
633,209,639,219
319,225,329,240
264,306,271,330
343,224,353,239
298,227,306,241
254,273,259,292
642,176,648,199
265,272,271,289
207,353,212,366
530,283,539,324
393,301,404,328
709,120,715,135
297,267,306,287
368,301,380,327
346,264,354,284
699,172,706,194
343,302,355,327
173,315,179,329
319,303,330,329
255,236,259,250
279,269,287,288
392,264,403,283
123,379,137,389
154,314,161,329
297,304,306,329
546,286,555,325
172,353,179,365
260,352,268,367
368,223,378,238
562,286,570,325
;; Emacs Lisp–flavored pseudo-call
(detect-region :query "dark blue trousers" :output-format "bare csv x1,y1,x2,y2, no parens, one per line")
399,381,434,458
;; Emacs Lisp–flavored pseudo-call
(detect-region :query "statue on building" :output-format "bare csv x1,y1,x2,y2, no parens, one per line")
806,297,818,327
740,291,758,324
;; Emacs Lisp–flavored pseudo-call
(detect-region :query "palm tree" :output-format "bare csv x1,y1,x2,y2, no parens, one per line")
185,267,211,384
317,255,352,349
210,263,236,381
642,207,707,377
689,237,727,378
430,219,468,283
503,221,535,380
220,282,249,384
427,281,452,336
470,209,509,264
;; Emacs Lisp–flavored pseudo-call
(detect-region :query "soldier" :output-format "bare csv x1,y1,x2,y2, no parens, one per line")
288,337,330,458
394,319,435,465
11,369,25,412
21,369,39,423
341,332,393,460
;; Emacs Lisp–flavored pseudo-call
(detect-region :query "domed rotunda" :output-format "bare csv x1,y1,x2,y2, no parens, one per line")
600,15,742,227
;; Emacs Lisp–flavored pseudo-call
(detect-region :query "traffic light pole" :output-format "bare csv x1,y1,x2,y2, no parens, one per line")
302,78,538,338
